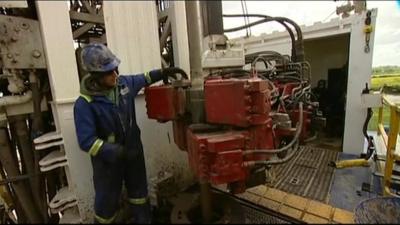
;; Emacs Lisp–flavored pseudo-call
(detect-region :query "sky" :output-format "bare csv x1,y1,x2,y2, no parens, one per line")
222,1,400,67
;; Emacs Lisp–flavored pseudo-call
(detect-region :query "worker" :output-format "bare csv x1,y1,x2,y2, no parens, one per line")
73,43,180,224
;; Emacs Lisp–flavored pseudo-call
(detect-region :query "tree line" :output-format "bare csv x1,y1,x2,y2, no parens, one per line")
372,65,400,75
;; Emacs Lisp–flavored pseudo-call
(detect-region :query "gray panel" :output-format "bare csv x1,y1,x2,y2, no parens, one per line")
0,15,46,69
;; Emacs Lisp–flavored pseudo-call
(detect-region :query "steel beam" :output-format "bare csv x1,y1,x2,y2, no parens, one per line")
159,17,171,52
73,23,95,39
69,11,104,24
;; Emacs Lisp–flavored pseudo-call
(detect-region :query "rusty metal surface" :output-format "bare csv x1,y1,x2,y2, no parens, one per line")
0,15,47,69
354,197,400,224
170,187,297,224
268,146,338,203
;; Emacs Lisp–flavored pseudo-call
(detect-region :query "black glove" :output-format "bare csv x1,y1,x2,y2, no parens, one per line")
147,67,188,85
99,145,125,163
162,67,188,79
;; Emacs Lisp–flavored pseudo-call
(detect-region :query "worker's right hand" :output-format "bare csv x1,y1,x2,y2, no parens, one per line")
161,67,188,82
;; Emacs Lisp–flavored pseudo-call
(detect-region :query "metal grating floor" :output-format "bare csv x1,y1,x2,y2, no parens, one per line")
267,146,339,203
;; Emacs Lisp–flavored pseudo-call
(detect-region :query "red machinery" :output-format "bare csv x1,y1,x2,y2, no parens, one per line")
145,3,324,194
144,53,321,193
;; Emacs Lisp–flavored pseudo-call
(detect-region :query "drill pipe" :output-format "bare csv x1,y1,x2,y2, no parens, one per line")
0,127,42,223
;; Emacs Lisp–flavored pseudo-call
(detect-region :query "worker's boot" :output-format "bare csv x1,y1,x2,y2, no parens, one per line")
130,201,152,224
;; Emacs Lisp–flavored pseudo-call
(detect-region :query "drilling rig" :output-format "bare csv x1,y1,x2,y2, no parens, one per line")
145,1,324,222
0,0,379,224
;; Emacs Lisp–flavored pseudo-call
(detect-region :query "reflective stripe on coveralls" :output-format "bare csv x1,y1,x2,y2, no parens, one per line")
144,72,151,84
128,197,147,205
95,213,117,224
88,139,104,157
80,94,93,103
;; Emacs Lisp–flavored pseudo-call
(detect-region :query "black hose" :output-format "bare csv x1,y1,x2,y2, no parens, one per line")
362,83,375,159
223,14,304,62
223,14,297,60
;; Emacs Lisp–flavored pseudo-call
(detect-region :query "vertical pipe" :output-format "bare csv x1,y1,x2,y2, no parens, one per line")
0,127,42,223
185,1,212,223
185,1,204,90
29,71,49,222
199,181,212,223
11,115,47,222
201,1,224,36
29,71,44,134
0,160,24,223
7,123,21,173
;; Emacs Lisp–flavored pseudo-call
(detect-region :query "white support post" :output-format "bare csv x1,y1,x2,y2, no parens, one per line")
342,9,378,154
35,1,94,222
169,1,190,74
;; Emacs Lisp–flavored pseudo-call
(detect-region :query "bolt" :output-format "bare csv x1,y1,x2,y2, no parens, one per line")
32,50,41,58
14,27,20,32
7,53,12,59
21,23,29,30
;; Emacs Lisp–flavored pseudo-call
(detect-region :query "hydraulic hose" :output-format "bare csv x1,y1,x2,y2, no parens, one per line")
223,14,297,60
223,14,304,62
243,102,303,155
244,140,300,167
362,83,375,159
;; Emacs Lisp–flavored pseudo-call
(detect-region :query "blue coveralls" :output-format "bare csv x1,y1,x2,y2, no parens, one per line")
74,73,151,223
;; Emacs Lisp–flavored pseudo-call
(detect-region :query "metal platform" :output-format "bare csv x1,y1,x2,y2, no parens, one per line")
213,145,356,224
230,186,354,224
267,146,338,203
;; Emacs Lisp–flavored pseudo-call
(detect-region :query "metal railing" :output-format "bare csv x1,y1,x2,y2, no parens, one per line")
377,94,400,197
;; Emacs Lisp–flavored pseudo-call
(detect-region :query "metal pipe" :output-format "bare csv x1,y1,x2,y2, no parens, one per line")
0,127,42,223
201,1,224,36
0,91,32,107
246,140,300,166
185,1,204,89
199,181,212,223
28,71,48,221
29,71,44,134
11,115,46,222
185,1,206,123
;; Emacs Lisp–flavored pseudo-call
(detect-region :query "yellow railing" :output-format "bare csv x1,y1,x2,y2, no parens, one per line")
377,95,400,197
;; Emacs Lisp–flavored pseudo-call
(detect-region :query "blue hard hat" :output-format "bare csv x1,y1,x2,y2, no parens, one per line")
80,43,121,72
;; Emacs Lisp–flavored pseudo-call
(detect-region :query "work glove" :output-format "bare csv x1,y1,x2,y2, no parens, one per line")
146,67,188,85
161,67,188,84
99,144,125,164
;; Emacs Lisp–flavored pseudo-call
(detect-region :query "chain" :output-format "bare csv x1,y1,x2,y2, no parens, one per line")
364,10,372,53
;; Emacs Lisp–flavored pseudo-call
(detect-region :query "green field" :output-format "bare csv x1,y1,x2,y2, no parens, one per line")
370,74,400,90
367,74,400,130
368,107,390,130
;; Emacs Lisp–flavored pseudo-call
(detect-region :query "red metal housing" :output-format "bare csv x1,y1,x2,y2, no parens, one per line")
204,78,271,127
144,76,311,193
